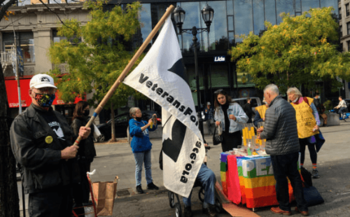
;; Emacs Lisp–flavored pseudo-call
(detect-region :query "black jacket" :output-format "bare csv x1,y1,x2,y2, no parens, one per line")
313,98,321,110
10,104,79,193
260,96,300,155
243,103,253,123
71,117,96,160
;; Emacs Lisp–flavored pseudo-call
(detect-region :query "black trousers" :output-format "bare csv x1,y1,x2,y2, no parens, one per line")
221,130,242,152
270,152,308,212
72,159,91,215
299,138,317,165
29,185,72,217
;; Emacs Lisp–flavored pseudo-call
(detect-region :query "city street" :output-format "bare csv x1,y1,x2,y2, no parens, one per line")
91,121,350,217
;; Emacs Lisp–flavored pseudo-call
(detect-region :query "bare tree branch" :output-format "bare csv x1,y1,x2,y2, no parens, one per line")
38,0,76,31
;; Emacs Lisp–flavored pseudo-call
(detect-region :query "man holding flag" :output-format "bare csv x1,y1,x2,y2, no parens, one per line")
124,15,217,216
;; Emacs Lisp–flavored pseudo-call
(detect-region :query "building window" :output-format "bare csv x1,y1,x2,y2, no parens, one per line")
340,43,343,52
179,1,228,52
3,32,35,63
347,4,350,16
137,4,152,46
347,22,350,35
234,0,253,43
265,0,277,25
253,0,265,35
302,0,321,13
276,0,294,24
347,41,350,52
52,29,81,45
235,72,255,88
339,7,342,20
340,25,343,37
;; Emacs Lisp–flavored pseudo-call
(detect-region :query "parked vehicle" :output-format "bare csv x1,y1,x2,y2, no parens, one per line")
231,97,262,120
231,97,262,108
96,110,161,141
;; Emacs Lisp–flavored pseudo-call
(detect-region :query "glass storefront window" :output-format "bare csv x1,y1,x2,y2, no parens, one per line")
199,1,210,52
296,0,302,11
276,0,295,24
186,65,204,91
234,0,253,43
302,0,321,13
320,0,339,14
265,0,277,25
228,32,235,46
236,72,255,88
228,16,234,31
210,64,229,88
206,1,228,51
253,0,265,35
180,2,202,52
3,32,35,63
186,65,205,106
227,0,234,15
139,4,152,45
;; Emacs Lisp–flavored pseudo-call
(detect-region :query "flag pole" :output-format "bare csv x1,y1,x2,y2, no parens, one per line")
73,5,175,146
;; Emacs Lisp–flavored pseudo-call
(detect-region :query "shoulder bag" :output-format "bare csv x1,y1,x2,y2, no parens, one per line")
213,125,223,145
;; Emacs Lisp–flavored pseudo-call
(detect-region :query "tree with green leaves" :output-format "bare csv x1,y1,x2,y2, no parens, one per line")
48,0,144,141
229,7,350,94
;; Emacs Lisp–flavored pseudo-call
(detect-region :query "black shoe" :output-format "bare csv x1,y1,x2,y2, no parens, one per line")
312,169,319,178
207,204,217,217
147,182,159,190
184,206,193,217
136,185,144,194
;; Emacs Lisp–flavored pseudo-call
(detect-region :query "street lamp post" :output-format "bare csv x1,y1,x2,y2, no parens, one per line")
173,5,214,137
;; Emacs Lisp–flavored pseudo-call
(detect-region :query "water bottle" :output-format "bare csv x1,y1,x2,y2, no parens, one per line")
150,114,157,129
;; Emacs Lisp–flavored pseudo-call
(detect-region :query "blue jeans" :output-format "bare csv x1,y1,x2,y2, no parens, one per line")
270,152,308,212
338,107,347,118
182,164,216,208
133,150,153,186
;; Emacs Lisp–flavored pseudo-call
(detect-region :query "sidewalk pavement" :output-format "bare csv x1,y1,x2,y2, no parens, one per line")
91,122,350,217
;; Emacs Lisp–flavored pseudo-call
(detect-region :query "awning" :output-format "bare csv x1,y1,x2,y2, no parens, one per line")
5,79,32,108
5,78,85,108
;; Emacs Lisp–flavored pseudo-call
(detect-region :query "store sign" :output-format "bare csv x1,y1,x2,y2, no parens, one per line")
214,56,225,62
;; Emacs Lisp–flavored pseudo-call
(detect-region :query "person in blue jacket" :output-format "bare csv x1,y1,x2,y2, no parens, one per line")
129,107,159,194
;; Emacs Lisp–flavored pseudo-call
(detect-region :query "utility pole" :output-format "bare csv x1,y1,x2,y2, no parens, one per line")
13,25,22,113
13,26,26,217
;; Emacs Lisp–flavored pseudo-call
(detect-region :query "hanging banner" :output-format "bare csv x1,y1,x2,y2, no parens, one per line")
17,46,24,76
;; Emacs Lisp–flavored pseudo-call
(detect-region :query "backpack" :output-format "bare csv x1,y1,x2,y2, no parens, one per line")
300,167,313,187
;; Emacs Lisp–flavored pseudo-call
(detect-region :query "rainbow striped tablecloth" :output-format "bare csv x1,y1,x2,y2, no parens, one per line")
220,153,297,209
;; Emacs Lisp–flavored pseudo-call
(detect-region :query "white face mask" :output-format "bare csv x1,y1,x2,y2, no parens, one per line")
292,97,298,103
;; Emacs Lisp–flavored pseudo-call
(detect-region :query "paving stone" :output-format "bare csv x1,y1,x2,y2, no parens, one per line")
92,122,350,217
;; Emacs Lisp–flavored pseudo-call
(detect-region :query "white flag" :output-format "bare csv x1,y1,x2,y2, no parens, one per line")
123,16,205,197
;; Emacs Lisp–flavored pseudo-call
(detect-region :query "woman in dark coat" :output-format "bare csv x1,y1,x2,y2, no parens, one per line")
71,101,97,214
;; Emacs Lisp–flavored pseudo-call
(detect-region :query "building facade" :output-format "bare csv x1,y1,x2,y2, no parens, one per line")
339,0,350,99
0,3,89,119
121,0,339,109
0,0,340,121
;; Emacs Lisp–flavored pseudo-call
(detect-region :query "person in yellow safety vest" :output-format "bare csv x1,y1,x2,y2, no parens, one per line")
287,87,321,179
253,98,268,127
